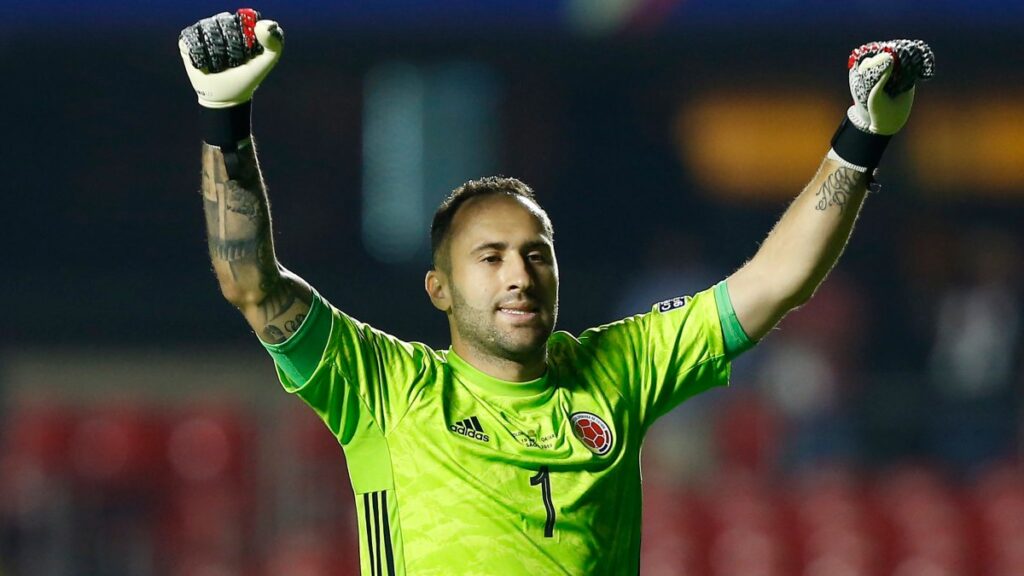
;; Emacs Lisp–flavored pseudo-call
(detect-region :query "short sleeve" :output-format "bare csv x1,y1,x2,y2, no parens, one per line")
261,290,333,385
575,286,731,430
262,292,434,444
715,280,755,359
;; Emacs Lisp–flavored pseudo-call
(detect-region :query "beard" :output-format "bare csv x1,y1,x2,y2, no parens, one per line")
449,283,557,364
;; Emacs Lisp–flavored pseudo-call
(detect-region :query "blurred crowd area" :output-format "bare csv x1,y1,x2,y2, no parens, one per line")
4,4,1024,575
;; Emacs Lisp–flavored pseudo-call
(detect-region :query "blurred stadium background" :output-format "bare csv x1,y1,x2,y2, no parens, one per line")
4,1,1024,575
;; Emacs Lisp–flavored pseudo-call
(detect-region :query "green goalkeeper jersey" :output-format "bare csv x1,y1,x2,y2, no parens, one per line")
263,284,738,575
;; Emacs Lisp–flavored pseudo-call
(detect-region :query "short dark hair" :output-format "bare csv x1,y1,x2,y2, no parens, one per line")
430,176,552,270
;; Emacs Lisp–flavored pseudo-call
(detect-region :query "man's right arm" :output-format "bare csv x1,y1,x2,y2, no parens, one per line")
201,139,312,344
179,10,311,344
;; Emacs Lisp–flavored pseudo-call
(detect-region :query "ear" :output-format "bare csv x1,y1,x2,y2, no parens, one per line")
425,269,451,312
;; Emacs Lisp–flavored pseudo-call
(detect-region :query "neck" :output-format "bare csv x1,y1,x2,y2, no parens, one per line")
452,341,547,382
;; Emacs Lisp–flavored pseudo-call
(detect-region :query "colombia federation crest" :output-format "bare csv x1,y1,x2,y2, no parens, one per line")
570,412,614,455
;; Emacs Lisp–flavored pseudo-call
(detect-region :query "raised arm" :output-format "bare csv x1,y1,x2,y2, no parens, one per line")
726,40,935,342
181,10,311,344
726,159,868,341
202,141,312,344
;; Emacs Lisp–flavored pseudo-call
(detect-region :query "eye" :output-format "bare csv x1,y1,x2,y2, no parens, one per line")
481,254,502,264
528,252,548,263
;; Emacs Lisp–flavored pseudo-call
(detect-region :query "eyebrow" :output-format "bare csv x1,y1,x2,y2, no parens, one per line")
469,240,551,254
470,241,507,254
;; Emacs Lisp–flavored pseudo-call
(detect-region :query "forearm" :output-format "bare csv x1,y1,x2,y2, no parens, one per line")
755,158,869,300
728,158,869,339
201,140,311,342
719,39,933,346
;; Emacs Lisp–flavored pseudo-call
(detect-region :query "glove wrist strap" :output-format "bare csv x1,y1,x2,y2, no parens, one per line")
201,100,252,150
830,116,891,172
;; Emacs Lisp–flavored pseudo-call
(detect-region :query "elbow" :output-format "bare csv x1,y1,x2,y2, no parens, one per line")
217,278,262,308
211,260,278,307
784,277,825,310
218,281,247,307
763,273,818,314
769,258,829,310
791,281,817,307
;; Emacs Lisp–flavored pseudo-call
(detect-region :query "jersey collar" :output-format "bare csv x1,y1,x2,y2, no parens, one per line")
446,349,552,399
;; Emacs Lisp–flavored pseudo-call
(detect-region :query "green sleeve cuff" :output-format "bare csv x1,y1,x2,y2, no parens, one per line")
714,280,754,360
260,289,332,385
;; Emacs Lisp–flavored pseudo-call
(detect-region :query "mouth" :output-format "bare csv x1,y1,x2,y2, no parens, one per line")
497,302,541,321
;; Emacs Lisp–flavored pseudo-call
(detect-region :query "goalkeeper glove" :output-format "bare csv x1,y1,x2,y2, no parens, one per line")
829,39,935,172
178,9,283,149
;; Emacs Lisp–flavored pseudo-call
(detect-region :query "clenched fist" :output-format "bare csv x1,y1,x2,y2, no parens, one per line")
179,8,283,109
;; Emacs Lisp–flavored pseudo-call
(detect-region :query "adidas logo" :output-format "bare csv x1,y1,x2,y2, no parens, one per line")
449,416,490,443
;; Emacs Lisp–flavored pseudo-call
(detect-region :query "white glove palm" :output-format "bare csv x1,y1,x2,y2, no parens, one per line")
846,40,934,136
179,10,284,109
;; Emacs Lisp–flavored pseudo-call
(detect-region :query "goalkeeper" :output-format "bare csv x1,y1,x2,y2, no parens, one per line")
179,10,933,576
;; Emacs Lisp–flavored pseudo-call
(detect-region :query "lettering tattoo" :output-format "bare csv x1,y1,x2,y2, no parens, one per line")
259,306,308,344
263,325,285,342
284,313,306,333
815,167,860,214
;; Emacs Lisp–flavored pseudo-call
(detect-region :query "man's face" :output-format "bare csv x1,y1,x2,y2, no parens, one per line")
442,195,559,364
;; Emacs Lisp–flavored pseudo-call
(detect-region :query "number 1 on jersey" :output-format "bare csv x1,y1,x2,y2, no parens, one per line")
530,466,555,537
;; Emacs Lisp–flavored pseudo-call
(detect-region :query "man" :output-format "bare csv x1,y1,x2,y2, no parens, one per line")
179,10,932,575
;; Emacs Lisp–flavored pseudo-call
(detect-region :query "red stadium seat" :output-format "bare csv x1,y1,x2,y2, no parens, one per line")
709,524,787,576
265,403,354,528
68,404,167,490
713,392,782,475
0,403,80,522
159,404,258,573
873,466,969,576
1,402,78,476
642,483,709,576
788,467,880,574
262,532,358,576
703,469,797,576
166,403,253,487
972,462,1024,575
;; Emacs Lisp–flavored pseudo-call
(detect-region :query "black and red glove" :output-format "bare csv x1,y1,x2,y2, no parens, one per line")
830,39,935,172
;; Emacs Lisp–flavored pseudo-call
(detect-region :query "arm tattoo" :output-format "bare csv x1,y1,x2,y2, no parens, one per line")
263,324,285,342
225,181,262,222
207,236,261,261
815,167,860,214
201,143,312,344
259,282,298,322
258,281,313,343
202,143,271,275
259,301,311,344
284,313,306,333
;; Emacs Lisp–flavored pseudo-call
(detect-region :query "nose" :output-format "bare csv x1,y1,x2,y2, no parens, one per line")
503,253,534,292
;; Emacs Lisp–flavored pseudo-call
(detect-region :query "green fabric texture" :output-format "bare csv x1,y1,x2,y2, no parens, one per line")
260,289,332,385
714,280,755,359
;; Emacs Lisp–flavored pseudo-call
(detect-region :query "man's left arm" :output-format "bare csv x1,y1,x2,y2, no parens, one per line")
726,39,935,343
727,158,868,342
